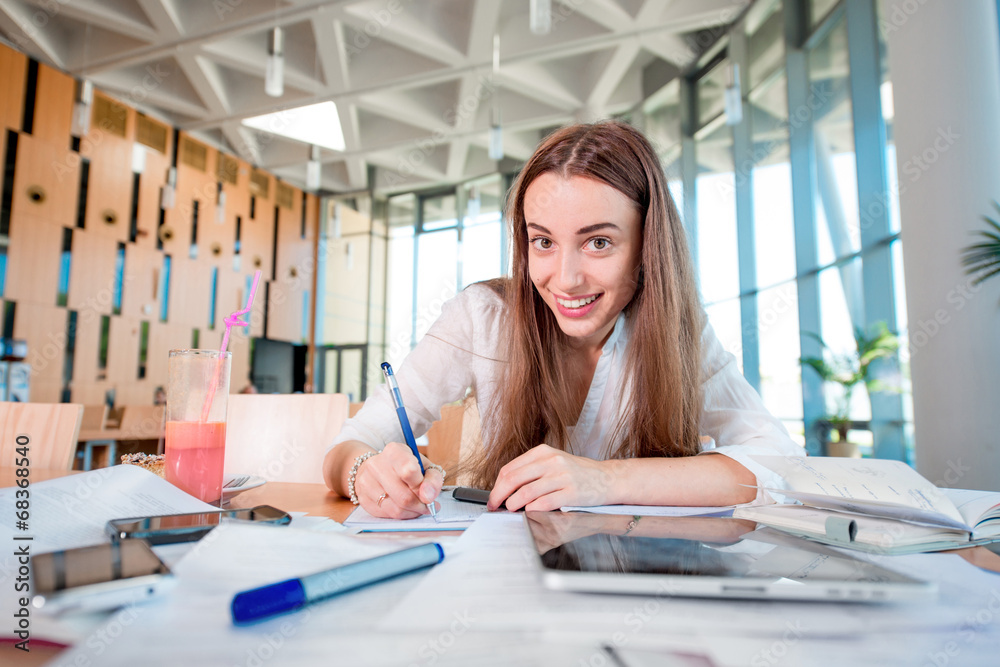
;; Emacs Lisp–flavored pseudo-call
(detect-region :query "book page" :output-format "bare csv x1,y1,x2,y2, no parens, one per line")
942,488,1000,537
752,456,967,529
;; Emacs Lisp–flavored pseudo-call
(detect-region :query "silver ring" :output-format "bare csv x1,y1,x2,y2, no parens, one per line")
377,493,388,508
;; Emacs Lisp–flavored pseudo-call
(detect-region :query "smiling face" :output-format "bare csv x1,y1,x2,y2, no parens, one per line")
524,173,643,350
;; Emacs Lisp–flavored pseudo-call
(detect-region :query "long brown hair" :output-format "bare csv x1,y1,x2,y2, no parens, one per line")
469,120,703,490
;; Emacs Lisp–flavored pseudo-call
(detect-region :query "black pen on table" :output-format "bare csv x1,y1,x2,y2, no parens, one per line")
381,362,439,520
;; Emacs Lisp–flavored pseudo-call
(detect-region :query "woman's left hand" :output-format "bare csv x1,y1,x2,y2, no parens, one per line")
487,444,618,511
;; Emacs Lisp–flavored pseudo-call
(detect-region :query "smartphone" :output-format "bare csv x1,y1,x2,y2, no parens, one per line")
106,505,291,545
452,487,491,505
31,540,175,614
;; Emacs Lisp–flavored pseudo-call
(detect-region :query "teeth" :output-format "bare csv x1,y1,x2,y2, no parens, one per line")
557,295,598,309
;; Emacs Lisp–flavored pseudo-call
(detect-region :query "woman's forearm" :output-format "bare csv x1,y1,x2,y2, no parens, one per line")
323,440,377,496
603,453,757,506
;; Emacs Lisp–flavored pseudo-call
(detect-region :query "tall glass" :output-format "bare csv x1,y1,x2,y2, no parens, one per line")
165,350,231,505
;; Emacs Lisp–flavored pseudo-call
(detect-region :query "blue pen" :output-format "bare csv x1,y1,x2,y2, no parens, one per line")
381,362,439,520
231,542,444,624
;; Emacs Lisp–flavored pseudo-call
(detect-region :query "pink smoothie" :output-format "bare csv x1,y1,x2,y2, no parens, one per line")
165,420,226,504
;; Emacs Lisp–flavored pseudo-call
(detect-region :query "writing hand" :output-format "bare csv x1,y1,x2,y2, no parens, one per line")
355,442,444,519
487,444,617,512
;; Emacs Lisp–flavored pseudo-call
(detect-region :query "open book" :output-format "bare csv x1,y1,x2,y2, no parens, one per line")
733,456,1000,554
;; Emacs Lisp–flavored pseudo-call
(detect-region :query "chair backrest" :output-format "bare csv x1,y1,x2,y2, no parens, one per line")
0,402,84,470
224,393,350,483
118,405,165,439
80,404,108,431
425,396,482,485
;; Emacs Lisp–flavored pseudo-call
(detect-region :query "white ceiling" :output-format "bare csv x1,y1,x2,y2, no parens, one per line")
0,0,750,195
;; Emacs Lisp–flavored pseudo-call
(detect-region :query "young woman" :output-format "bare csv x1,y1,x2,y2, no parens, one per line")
323,121,804,520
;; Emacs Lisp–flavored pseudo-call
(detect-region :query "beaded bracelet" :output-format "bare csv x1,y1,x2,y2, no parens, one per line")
347,451,378,505
426,462,447,480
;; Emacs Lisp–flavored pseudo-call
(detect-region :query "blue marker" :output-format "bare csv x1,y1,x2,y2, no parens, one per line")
381,362,439,519
231,543,444,624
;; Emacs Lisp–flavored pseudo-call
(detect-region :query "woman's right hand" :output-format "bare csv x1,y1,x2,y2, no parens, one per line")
353,442,444,519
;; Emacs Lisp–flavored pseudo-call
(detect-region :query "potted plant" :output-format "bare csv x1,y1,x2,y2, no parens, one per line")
800,322,901,457
961,203,1000,284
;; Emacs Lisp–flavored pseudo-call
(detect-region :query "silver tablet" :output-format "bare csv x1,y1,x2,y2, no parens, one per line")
525,512,936,602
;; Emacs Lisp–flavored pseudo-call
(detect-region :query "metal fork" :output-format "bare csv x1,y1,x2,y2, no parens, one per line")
224,474,250,489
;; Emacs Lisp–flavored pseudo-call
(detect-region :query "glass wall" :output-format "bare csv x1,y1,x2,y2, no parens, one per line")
635,0,908,457
336,0,910,457
384,174,507,367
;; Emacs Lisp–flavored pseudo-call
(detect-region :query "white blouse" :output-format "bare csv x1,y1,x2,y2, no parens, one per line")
329,284,805,504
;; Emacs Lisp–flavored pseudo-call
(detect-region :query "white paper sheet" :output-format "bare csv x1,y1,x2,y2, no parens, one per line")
0,465,217,555
344,493,492,530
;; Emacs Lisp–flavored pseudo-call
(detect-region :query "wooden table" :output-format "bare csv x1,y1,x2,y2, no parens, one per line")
4,466,1000,666
76,428,163,470
228,479,355,522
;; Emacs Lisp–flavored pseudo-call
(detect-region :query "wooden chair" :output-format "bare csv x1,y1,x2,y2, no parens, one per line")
349,402,364,418
224,393,350,484
424,395,481,485
0,402,84,470
80,404,108,430
118,405,165,439
75,404,110,470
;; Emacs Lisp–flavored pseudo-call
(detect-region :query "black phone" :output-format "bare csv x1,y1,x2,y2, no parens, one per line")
452,487,491,505
31,540,174,614
106,505,291,545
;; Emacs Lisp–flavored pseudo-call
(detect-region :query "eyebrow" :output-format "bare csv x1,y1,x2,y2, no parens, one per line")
526,222,622,235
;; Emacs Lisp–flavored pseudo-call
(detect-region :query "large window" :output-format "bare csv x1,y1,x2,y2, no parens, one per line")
384,174,508,366
636,0,909,457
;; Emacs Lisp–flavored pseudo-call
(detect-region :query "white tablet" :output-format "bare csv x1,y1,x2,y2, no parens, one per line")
525,512,935,603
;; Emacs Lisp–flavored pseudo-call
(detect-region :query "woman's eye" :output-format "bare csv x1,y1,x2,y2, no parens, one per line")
590,238,610,251
531,237,553,250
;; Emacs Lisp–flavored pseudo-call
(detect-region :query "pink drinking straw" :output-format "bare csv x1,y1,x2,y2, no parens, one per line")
200,270,261,422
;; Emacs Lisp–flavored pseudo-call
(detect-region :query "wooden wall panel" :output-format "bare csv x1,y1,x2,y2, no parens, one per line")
71,381,111,406
4,215,61,305
115,380,155,407
71,308,101,388
228,332,252,391
0,44,26,131
32,64,74,148
120,244,161,320
81,112,134,242
165,134,218,261
15,303,67,389
11,132,80,226
167,255,211,329
213,265,243,332
134,144,172,251
240,201,274,283
106,315,140,386
265,279,303,343
67,228,118,316
275,187,306,284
